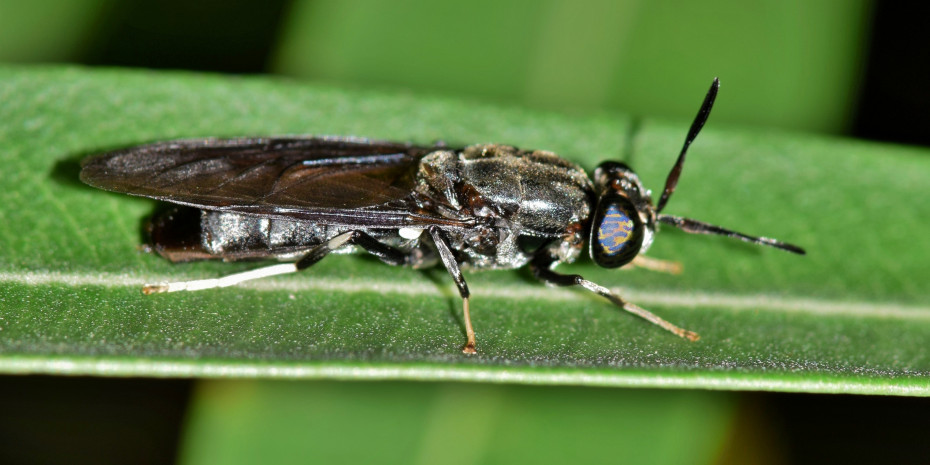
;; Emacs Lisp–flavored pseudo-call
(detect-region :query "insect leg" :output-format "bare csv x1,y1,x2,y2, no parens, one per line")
628,255,683,274
142,230,408,294
142,262,299,294
295,230,407,270
426,226,476,354
529,254,699,341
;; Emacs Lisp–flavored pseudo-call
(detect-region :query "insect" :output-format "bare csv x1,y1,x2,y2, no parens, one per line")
80,78,804,354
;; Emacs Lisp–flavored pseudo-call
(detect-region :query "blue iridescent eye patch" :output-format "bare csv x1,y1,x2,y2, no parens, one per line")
597,203,635,255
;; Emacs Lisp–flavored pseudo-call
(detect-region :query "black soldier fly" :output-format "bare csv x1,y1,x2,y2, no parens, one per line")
80,78,804,354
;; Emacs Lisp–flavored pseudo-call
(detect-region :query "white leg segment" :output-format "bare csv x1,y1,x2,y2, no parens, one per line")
142,231,359,295
578,278,700,341
143,263,298,294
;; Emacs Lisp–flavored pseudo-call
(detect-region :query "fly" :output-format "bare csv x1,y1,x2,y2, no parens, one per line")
80,78,804,354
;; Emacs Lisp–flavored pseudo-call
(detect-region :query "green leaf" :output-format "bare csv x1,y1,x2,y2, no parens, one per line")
179,380,735,465
1,65,928,395
273,0,870,133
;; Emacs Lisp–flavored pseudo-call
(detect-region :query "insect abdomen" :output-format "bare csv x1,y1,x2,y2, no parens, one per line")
147,206,214,262
148,207,330,262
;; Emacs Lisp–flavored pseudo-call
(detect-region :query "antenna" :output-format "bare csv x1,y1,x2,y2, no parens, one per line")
657,215,806,255
655,78,720,213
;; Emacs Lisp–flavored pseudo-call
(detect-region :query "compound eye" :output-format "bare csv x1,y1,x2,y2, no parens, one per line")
590,195,643,268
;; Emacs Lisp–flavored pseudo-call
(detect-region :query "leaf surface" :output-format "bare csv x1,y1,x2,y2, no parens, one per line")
1,66,928,394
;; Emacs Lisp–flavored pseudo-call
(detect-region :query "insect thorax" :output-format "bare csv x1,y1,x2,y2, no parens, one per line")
414,144,594,270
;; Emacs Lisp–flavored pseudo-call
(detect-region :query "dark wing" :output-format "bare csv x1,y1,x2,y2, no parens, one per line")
81,137,459,227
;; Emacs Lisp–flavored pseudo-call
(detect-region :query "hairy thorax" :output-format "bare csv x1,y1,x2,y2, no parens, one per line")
414,144,594,269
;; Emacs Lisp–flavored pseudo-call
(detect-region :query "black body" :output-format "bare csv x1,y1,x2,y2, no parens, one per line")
80,79,805,353
82,138,595,270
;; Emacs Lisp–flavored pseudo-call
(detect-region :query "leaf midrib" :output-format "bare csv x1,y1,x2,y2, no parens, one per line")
2,269,927,321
